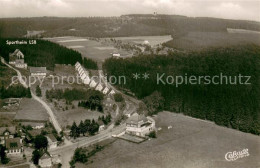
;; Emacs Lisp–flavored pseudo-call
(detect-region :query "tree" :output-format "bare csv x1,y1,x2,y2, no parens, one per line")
34,135,48,150
26,87,32,98
0,144,9,164
114,93,124,102
36,85,42,97
148,131,157,138
70,121,79,138
32,150,41,165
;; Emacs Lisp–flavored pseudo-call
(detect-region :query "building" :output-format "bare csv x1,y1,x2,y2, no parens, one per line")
109,89,116,95
83,75,91,85
21,122,45,129
102,87,110,94
30,67,47,77
89,79,98,88
0,126,16,145
97,120,105,132
39,153,52,168
5,138,23,155
15,59,27,69
46,134,57,149
9,49,24,59
125,113,155,137
95,83,104,92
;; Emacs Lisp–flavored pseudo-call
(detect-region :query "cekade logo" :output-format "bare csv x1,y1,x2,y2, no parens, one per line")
225,148,249,161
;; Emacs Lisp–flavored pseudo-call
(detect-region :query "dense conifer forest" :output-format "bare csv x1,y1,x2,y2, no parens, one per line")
103,44,260,135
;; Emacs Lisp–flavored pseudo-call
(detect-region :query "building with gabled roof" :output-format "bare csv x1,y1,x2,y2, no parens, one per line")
0,126,16,145
46,134,58,149
126,113,155,137
5,137,23,155
39,152,52,168
30,67,47,77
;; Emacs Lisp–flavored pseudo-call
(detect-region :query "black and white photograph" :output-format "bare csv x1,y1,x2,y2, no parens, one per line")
0,0,259,168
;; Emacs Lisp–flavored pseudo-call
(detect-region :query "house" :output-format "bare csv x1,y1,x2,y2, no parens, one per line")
125,113,155,137
109,89,116,95
46,134,57,149
89,79,98,88
39,153,52,168
21,122,45,129
5,138,23,155
102,87,110,94
0,126,16,145
10,49,24,59
95,83,104,92
112,53,121,57
83,75,91,85
15,59,27,69
30,67,47,77
97,120,105,132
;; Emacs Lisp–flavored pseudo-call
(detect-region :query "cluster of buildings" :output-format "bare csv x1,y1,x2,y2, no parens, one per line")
0,126,23,156
9,49,28,69
75,62,115,95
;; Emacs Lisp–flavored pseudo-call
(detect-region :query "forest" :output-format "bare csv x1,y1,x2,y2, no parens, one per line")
0,38,86,70
103,44,260,135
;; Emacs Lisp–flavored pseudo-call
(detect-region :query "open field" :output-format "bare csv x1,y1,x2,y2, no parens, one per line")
0,63,17,87
0,114,15,127
166,32,260,51
45,37,130,62
80,111,260,168
15,98,49,122
113,35,172,47
54,107,103,128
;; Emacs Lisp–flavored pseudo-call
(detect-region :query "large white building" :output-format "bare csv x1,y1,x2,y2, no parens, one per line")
5,138,23,156
126,113,155,137
30,67,47,78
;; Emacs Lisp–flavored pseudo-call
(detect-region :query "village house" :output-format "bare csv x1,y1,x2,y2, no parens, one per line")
5,137,23,156
9,49,24,64
125,113,155,137
102,86,110,94
0,126,16,145
15,59,27,69
21,122,45,129
89,78,98,88
95,83,104,92
46,134,58,149
98,120,105,132
39,153,52,168
109,89,116,95
30,67,47,78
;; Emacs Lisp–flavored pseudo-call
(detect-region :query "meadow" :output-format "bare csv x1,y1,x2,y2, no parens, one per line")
80,112,260,168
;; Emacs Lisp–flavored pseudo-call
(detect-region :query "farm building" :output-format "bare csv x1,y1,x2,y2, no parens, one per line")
126,113,155,137
46,134,58,149
5,137,23,156
39,153,52,168
0,126,16,145
30,67,47,77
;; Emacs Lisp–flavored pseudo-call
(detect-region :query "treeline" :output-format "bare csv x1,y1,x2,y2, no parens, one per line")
0,38,82,70
83,57,98,70
103,44,260,135
0,85,31,99
70,116,110,138
46,88,103,102
1,16,260,38
78,95,103,112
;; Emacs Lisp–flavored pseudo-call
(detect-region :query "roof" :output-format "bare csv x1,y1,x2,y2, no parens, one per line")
40,153,51,160
5,138,21,149
30,67,47,73
46,134,57,142
15,59,25,64
0,126,16,135
21,122,45,127
126,113,148,125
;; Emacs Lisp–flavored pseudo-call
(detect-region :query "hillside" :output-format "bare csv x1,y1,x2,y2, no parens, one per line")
0,15,259,38
103,44,260,135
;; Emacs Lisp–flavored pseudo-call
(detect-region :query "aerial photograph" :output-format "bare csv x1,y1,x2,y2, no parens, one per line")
0,0,259,168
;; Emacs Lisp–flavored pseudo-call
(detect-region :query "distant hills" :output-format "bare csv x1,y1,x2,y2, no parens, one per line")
0,14,259,38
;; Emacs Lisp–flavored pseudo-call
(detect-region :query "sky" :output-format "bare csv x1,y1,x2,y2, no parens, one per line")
0,0,259,21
